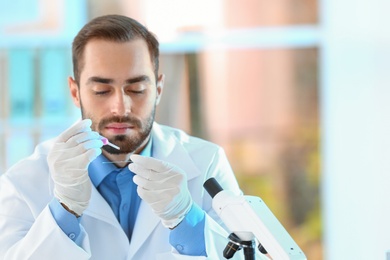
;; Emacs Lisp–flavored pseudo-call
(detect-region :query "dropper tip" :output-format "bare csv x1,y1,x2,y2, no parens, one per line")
100,135,120,150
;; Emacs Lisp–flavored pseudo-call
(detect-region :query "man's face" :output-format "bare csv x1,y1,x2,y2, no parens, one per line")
69,38,164,154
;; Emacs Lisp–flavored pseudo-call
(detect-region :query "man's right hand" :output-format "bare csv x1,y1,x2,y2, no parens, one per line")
48,119,103,217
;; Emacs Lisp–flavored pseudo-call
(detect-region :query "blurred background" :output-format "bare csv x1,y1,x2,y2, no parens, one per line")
1,0,390,259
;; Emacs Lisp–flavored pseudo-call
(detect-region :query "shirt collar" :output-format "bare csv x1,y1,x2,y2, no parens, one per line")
89,137,153,187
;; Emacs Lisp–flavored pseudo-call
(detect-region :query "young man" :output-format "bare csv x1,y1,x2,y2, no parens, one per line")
0,15,251,259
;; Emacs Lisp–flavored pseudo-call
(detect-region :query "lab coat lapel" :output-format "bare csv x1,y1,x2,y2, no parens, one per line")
83,185,123,232
127,123,203,258
127,200,160,259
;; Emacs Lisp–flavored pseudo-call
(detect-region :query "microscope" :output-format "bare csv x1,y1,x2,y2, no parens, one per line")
204,178,307,260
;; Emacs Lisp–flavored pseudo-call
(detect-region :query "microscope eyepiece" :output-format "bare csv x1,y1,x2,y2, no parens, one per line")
203,178,223,198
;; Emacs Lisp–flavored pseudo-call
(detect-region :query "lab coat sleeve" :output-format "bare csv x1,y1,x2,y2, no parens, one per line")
0,174,91,260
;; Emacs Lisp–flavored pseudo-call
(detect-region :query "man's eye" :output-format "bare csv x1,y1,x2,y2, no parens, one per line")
127,89,145,94
132,90,145,94
95,91,109,95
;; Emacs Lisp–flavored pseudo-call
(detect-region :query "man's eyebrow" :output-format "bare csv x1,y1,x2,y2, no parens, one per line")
86,76,114,85
125,75,151,84
86,75,151,85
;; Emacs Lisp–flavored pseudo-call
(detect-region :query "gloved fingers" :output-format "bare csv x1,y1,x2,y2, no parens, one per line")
133,174,154,189
69,147,102,168
50,139,103,162
130,164,165,181
65,131,101,147
51,167,89,181
52,146,102,170
130,154,173,172
84,147,103,162
133,174,180,190
136,185,177,204
57,119,93,143
128,163,148,178
129,161,181,182
72,138,104,153
132,170,184,189
63,137,103,154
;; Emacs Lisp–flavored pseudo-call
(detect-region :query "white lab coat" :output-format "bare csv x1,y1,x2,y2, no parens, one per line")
0,123,251,260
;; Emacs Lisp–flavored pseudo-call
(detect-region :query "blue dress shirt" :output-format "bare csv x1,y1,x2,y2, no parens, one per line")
49,139,206,256
88,151,142,240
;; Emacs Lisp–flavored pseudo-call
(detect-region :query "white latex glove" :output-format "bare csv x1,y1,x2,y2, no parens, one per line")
48,119,103,216
129,155,193,229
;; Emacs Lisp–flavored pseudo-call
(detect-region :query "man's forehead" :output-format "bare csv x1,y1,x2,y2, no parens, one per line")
82,39,151,65
77,38,155,83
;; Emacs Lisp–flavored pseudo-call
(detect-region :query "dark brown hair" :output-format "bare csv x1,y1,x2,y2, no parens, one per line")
72,14,160,84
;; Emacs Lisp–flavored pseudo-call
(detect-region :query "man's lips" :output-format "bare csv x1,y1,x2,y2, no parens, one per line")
104,123,134,134
105,123,133,129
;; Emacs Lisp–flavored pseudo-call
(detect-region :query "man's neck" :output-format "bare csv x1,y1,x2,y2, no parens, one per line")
101,152,132,168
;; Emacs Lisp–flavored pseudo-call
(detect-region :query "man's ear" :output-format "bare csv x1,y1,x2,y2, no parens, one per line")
68,77,81,108
155,74,165,105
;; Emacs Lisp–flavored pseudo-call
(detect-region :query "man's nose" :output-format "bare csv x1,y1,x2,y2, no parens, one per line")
111,92,131,116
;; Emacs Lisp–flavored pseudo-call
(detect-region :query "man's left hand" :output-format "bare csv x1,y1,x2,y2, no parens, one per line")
129,155,193,229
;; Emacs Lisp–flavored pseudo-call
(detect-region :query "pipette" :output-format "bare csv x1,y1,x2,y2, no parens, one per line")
100,135,120,150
